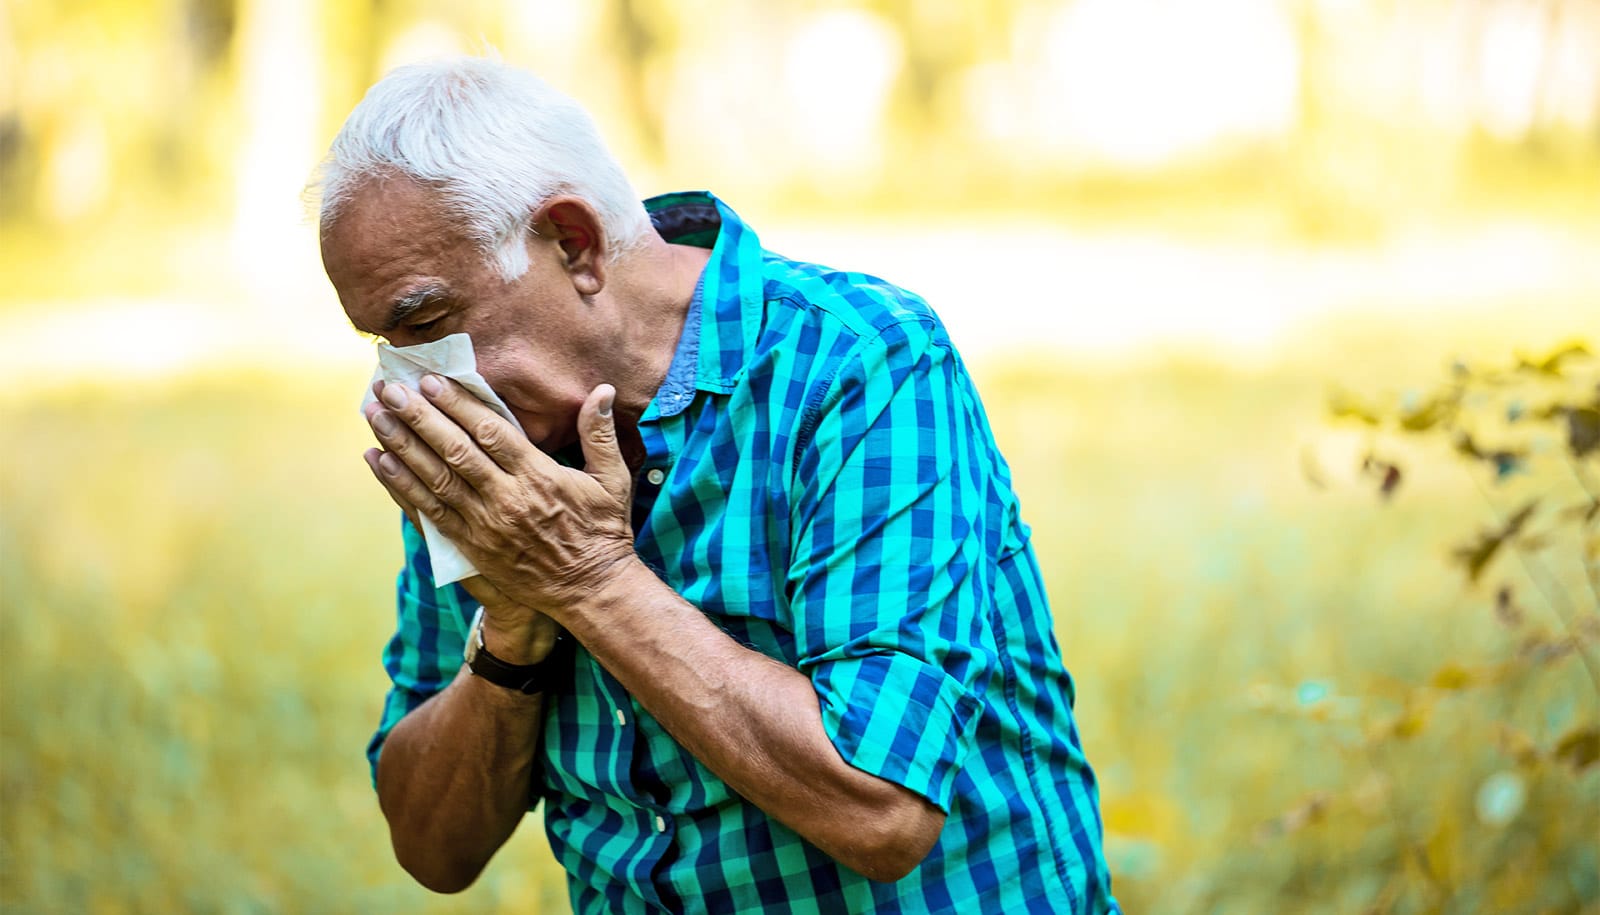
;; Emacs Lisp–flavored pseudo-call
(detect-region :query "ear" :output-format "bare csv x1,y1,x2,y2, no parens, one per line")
533,197,606,296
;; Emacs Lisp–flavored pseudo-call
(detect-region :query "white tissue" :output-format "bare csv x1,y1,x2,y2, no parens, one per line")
360,333,524,586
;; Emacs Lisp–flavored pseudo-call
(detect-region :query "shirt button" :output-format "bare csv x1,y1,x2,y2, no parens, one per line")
654,815,668,833
615,708,627,727
646,468,666,485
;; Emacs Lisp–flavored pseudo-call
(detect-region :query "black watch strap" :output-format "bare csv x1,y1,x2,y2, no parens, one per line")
465,607,574,695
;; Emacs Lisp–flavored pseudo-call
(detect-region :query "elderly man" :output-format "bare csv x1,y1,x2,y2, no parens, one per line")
315,56,1118,913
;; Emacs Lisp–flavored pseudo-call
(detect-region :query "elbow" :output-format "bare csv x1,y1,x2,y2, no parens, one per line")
840,799,946,883
376,750,493,894
392,842,486,895
851,853,927,885
378,773,490,894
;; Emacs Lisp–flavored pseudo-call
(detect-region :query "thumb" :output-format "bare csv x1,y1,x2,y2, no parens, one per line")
578,384,630,504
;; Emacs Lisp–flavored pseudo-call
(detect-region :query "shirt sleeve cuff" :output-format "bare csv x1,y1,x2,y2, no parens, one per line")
812,651,984,813
366,682,433,789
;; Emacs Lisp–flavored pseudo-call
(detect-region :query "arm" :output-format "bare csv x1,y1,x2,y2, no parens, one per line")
374,661,545,893
366,378,947,882
361,424,563,893
562,558,944,882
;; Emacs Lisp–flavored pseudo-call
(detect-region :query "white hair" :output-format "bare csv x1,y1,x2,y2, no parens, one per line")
310,56,654,279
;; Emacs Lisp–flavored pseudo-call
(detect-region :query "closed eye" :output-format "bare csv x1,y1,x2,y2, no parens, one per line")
383,284,455,338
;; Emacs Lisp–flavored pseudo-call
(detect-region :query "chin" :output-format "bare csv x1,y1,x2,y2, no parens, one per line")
504,407,542,441
540,430,579,456
534,437,585,468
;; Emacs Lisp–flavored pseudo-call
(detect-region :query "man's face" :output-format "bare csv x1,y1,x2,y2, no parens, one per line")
321,177,612,454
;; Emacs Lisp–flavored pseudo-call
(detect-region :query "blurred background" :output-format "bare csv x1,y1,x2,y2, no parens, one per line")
2,0,1597,912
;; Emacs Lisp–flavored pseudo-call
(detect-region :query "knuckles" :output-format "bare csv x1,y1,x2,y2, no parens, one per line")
426,467,459,497
471,418,507,453
438,439,477,469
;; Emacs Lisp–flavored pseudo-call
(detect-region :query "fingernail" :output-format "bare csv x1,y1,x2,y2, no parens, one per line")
371,411,397,436
420,374,443,398
598,387,614,418
381,385,409,409
378,453,400,476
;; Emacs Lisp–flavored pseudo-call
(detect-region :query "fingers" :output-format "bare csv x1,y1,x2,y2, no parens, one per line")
363,447,422,530
369,382,501,495
578,384,631,505
365,400,483,530
363,444,468,536
416,374,533,474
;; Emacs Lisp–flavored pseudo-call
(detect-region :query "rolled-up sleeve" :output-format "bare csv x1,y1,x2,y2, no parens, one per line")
786,317,997,813
365,515,475,786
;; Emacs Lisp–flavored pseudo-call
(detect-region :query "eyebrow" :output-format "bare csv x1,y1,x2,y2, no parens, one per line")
381,285,451,333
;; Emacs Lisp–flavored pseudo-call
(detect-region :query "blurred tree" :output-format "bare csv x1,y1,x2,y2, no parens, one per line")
606,0,670,162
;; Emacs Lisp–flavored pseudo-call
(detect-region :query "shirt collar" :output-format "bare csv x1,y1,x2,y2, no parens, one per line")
642,191,765,396
640,272,703,422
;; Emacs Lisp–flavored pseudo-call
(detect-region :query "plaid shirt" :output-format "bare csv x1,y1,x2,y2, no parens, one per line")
368,192,1118,914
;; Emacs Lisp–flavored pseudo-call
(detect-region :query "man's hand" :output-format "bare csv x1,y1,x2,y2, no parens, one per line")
362,374,636,658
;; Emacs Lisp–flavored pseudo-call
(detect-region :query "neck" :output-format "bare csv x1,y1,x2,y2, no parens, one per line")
606,238,712,419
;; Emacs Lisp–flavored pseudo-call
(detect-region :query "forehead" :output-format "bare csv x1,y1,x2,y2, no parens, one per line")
320,177,460,274
319,177,469,327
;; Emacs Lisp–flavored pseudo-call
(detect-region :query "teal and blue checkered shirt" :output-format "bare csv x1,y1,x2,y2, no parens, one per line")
369,192,1118,913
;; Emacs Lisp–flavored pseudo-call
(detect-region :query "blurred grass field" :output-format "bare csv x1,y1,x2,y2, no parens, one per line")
3,321,1594,913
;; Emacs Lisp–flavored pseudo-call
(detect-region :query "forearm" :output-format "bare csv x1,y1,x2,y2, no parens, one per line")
375,668,545,893
549,559,944,882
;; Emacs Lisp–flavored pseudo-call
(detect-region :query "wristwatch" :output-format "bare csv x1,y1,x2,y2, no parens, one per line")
463,606,572,694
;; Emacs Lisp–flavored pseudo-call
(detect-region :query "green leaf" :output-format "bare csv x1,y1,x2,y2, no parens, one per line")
1398,395,1455,433
1452,500,1538,582
1453,433,1525,479
1516,343,1592,377
1494,723,1540,767
1519,634,1578,666
1454,432,1485,460
1362,454,1403,500
1552,724,1600,773
1493,453,1523,481
1328,388,1382,426
1494,585,1524,627
1558,499,1599,523
1566,407,1600,458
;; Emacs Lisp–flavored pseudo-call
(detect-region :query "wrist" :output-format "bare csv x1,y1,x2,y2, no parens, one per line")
572,554,655,622
480,609,558,666
463,605,573,696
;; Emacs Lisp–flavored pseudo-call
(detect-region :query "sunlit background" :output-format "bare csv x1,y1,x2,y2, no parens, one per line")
2,1,1596,912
